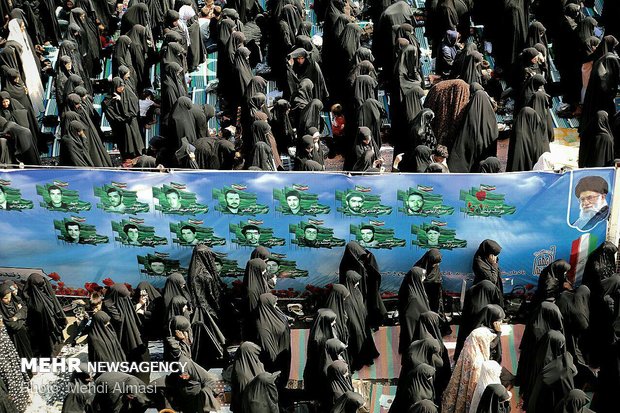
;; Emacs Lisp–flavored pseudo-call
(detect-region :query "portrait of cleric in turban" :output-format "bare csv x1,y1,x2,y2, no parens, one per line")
569,175,610,231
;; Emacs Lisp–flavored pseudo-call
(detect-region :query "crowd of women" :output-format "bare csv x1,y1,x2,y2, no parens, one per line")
0,238,618,412
0,0,618,411
0,0,617,171
393,238,620,413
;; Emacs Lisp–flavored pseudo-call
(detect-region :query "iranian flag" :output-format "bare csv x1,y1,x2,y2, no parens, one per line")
568,233,599,284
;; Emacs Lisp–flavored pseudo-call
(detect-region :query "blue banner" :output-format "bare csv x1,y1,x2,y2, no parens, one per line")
0,168,615,296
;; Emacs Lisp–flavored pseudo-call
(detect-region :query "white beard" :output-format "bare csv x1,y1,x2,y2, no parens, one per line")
575,198,607,227
578,208,597,222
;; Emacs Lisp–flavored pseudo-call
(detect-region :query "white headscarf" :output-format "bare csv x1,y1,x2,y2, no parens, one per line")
7,19,44,112
469,360,502,413
178,5,195,46
442,327,497,413
532,152,556,171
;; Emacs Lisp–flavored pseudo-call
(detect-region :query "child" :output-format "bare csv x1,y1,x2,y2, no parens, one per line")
330,103,345,138
138,90,159,133
330,103,346,156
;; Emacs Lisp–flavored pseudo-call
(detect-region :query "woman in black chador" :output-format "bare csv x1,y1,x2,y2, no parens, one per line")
166,295,191,328
23,273,66,357
0,115,40,166
164,333,222,413
132,281,165,342
169,96,199,148
454,280,503,361
342,270,379,371
304,308,338,398
163,272,192,311
413,312,451,401
164,315,192,361
475,384,511,413
507,106,546,172
414,249,443,313
87,311,127,364
350,126,379,172
230,341,265,412
161,62,187,128
398,266,431,354
102,77,144,159
533,259,571,305
578,110,615,168
89,372,150,413
526,336,577,413
586,274,620,369
472,240,504,304
339,241,387,329
112,36,135,81
102,283,150,383
241,372,280,413
65,94,113,167
388,363,436,413
0,282,32,360
0,90,41,146
580,35,620,133
582,241,618,297
516,300,564,403
3,67,40,137
331,391,366,413
187,245,226,368
325,284,350,348
556,285,590,387
243,258,270,340
58,120,95,167
255,293,291,393
474,305,505,363
400,338,443,387
448,85,499,173
326,359,354,408
270,99,295,152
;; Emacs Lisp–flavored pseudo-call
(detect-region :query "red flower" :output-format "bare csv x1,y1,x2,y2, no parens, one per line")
475,191,487,201
57,282,65,288
84,282,102,292
103,278,115,287
48,272,61,281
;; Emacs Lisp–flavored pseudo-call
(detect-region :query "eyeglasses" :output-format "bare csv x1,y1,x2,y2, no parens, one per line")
578,194,601,204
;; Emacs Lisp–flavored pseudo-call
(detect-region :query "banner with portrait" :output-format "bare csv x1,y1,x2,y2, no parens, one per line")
0,168,615,295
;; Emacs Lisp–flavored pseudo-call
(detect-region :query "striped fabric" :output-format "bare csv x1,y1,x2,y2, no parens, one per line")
353,326,401,380
290,328,309,380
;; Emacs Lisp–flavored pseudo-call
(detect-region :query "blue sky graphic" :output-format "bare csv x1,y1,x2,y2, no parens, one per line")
0,168,614,293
